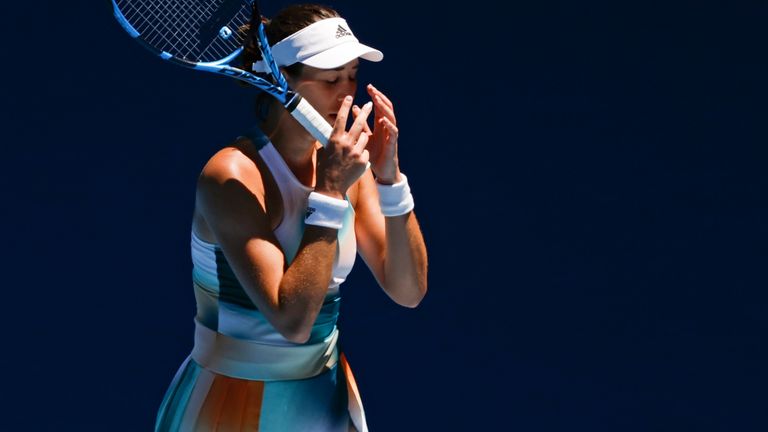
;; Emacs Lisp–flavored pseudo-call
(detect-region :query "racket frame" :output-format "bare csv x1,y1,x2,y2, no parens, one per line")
112,0,334,145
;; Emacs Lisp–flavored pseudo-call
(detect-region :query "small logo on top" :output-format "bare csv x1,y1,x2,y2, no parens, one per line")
336,25,352,38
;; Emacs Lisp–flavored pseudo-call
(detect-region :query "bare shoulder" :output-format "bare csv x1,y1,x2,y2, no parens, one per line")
197,137,266,206
193,137,277,243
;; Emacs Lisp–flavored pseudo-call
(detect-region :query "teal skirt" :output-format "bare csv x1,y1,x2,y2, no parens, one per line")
155,352,366,431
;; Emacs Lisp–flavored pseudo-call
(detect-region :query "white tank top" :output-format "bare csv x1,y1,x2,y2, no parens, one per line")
257,137,357,288
189,129,356,346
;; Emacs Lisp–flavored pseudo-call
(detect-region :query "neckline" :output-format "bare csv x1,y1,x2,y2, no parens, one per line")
256,138,314,193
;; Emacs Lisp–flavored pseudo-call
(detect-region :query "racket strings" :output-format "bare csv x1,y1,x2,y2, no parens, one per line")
116,0,249,63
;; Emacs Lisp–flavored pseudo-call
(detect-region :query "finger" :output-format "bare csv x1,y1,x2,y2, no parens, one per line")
348,101,373,140
373,94,396,124
352,105,373,136
353,128,370,153
381,116,398,132
333,95,354,135
380,117,399,143
367,85,394,110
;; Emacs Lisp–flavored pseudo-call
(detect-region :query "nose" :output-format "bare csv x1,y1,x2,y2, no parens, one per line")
336,79,357,102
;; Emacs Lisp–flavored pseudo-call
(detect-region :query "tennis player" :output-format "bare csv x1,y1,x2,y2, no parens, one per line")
154,4,428,431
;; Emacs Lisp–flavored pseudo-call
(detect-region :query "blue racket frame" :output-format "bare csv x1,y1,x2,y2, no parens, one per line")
112,0,296,105
112,0,335,145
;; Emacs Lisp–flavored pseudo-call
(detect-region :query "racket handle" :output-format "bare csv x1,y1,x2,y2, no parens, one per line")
289,96,333,146
288,95,371,170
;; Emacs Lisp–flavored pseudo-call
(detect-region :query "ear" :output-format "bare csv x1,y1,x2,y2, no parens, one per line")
279,63,306,87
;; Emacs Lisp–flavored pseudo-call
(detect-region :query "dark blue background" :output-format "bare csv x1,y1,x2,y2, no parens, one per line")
10,0,766,430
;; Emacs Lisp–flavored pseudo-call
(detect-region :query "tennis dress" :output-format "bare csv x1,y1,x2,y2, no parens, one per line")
155,129,367,432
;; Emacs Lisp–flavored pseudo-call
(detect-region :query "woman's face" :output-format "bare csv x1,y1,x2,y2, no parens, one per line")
286,59,360,126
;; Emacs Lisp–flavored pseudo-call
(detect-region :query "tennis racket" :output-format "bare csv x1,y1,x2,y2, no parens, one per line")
112,0,333,145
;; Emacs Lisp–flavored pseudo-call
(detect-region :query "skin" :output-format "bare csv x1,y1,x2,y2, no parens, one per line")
192,58,428,344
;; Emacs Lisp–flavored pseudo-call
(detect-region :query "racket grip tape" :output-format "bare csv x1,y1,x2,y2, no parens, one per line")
289,96,333,146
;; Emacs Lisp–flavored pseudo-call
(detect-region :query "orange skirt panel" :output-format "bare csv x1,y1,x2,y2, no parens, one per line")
155,352,367,431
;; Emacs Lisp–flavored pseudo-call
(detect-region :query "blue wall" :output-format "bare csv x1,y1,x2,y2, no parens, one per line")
10,1,767,430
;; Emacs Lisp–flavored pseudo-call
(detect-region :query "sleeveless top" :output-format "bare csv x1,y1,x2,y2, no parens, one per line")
153,129,369,432
190,128,357,352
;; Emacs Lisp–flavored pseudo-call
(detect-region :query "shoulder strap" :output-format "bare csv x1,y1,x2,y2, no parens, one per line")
242,126,269,151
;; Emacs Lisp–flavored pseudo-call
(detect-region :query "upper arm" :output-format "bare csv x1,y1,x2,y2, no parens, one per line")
196,151,288,332
352,169,387,286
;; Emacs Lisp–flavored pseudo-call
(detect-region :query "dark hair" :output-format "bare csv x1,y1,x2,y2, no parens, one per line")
240,4,341,120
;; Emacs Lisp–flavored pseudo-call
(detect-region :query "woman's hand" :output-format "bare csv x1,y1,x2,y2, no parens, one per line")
353,84,400,184
314,95,373,199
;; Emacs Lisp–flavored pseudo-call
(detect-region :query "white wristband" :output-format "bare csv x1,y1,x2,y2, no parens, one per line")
305,192,349,229
377,173,415,217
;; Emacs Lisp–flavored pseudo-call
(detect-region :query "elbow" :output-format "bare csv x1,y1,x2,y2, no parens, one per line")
287,332,311,344
276,319,313,344
280,327,312,344
402,291,426,308
401,298,423,309
392,281,427,309
281,327,312,344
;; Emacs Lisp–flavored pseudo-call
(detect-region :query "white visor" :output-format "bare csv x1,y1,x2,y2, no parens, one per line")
252,17,383,73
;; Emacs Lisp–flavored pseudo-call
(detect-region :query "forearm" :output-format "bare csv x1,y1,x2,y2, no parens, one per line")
275,112,368,341
382,211,428,308
277,225,338,342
